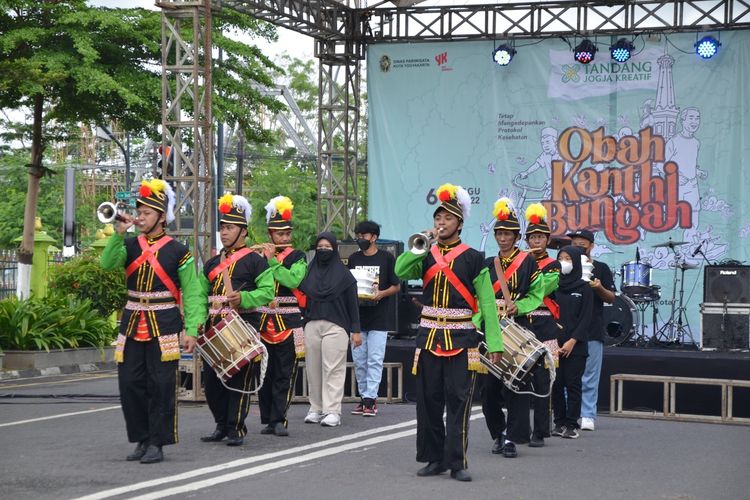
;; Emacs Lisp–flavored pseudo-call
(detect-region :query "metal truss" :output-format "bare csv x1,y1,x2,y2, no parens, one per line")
365,0,750,42
316,39,363,236
220,0,352,39
159,0,214,264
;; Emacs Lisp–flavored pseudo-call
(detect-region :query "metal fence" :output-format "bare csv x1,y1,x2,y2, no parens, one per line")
0,250,67,300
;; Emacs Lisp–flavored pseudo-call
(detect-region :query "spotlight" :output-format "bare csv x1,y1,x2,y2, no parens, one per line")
695,36,720,59
610,38,635,63
493,44,516,66
574,39,597,64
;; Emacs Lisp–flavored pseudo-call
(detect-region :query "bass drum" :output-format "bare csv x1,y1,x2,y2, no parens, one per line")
602,294,639,346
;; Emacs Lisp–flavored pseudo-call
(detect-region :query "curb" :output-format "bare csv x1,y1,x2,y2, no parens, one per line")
0,361,117,381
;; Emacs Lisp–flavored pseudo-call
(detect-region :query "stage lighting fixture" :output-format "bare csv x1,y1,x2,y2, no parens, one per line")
695,36,720,59
574,39,597,64
610,38,635,63
493,44,516,66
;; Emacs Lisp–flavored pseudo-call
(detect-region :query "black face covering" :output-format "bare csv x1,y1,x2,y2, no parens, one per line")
356,238,370,251
316,248,334,263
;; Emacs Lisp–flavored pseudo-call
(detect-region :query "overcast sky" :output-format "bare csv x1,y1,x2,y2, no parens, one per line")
87,0,314,61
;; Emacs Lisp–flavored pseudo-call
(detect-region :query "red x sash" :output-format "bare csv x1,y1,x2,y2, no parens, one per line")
423,244,477,314
207,247,253,283
492,251,529,295
276,246,307,309
125,235,181,304
536,256,560,319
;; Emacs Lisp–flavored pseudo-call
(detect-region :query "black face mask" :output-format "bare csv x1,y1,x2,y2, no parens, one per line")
316,248,334,264
356,238,371,251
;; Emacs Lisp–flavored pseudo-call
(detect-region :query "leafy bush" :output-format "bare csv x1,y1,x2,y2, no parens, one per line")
0,294,117,351
49,251,127,316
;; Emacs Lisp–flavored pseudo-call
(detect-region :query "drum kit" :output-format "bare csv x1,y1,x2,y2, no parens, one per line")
604,238,697,347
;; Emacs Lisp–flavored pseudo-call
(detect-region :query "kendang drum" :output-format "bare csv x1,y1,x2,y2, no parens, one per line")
479,317,556,397
621,261,652,295
602,294,639,346
197,310,267,384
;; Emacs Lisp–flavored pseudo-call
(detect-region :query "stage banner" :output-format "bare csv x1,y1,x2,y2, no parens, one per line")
367,32,750,343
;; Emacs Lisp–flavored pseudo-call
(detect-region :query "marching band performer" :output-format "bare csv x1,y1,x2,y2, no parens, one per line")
101,178,206,464
199,193,274,447
395,183,502,482
481,198,545,459
523,203,562,447
256,196,308,437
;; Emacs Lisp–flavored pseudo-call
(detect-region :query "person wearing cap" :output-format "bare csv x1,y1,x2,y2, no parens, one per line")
395,183,502,483
481,198,544,459
101,178,207,464
567,229,616,432
255,196,308,437
347,220,401,417
523,203,562,447
550,245,594,439
198,193,275,447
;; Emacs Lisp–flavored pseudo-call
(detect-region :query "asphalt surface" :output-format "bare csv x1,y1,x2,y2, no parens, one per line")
0,371,748,500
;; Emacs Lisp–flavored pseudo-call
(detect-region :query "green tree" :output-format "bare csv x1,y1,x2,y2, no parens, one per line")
0,1,282,296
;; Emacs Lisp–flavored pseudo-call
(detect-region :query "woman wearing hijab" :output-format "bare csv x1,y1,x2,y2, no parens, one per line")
550,245,593,439
299,232,362,427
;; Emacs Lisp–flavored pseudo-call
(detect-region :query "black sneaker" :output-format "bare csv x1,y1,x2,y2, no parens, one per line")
529,434,545,447
561,427,580,439
551,425,565,437
351,399,365,415
501,441,518,458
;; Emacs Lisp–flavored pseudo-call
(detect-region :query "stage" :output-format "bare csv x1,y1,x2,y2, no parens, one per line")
382,338,750,419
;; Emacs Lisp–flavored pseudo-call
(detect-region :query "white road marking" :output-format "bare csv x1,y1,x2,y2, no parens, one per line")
77,408,484,500
0,405,121,428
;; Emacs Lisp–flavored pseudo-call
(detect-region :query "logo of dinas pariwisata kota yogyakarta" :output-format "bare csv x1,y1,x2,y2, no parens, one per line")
379,55,391,73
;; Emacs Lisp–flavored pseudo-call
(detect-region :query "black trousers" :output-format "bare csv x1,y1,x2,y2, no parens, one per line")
481,373,531,444
118,337,178,447
416,350,476,471
203,360,255,437
552,354,586,429
258,336,298,427
529,364,551,438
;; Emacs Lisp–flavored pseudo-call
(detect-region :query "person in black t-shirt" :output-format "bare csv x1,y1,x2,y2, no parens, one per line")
567,230,616,432
347,220,401,416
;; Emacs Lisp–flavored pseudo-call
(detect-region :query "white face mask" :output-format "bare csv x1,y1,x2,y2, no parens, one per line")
560,260,573,275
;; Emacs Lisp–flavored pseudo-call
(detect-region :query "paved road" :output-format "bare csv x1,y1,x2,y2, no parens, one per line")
1,371,748,500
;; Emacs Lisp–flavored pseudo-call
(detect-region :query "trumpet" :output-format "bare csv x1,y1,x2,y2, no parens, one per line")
97,201,131,224
407,228,443,255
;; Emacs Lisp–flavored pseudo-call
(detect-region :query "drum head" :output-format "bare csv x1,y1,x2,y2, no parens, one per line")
602,294,639,346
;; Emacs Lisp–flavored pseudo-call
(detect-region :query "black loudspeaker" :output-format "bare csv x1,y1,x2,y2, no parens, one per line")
700,304,750,350
337,239,403,265
703,266,750,304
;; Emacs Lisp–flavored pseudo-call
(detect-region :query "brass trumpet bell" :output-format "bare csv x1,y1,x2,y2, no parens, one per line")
407,231,437,255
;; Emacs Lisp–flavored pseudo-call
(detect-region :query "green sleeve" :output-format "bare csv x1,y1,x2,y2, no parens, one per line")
473,268,503,353
268,258,307,289
100,233,126,270
542,271,560,297
395,251,426,281
178,258,207,337
515,273,545,316
239,267,275,309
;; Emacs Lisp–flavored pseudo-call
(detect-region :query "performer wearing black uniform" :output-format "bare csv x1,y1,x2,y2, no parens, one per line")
101,178,206,464
482,198,543,459
199,194,274,447
256,196,308,437
523,203,561,448
395,183,502,483
551,245,593,439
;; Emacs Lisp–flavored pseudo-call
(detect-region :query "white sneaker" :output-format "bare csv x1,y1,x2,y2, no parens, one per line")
304,410,324,424
320,413,341,427
580,417,595,431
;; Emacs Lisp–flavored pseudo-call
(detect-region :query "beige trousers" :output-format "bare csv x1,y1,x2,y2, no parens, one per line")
304,319,349,415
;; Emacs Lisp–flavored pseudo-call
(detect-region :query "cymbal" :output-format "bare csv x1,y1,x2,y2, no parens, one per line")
677,262,699,270
652,239,688,248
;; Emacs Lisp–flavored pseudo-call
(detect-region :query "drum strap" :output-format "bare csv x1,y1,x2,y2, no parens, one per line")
126,235,181,305
492,252,528,297
208,247,253,283
538,256,556,270
537,257,561,319
424,244,477,314
275,247,307,309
